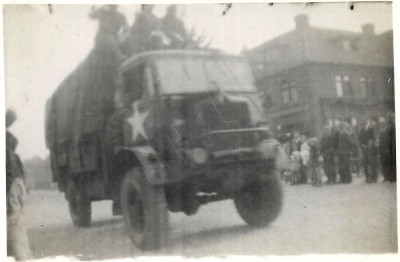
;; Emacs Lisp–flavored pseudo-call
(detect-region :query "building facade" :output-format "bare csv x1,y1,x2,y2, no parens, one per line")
246,15,394,137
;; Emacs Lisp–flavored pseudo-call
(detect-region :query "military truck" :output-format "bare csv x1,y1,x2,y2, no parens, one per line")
45,49,284,250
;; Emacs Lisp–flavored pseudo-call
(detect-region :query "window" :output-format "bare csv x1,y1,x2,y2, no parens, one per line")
263,91,273,109
156,58,256,94
351,41,360,51
367,77,376,96
342,39,351,51
360,77,376,97
360,77,367,97
281,81,298,105
291,85,299,102
264,49,280,63
343,76,353,96
335,75,352,97
335,76,343,97
341,39,359,51
122,64,150,103
282,84,290,104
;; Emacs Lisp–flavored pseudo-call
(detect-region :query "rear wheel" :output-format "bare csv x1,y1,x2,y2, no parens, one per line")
67,181,91,227
121,167,169,250
234,171,283,227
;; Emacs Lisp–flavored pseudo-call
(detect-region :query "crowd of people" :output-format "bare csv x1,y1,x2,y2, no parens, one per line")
282,112,396,186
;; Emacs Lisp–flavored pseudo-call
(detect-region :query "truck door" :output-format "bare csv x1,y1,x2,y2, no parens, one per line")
120,63,157,146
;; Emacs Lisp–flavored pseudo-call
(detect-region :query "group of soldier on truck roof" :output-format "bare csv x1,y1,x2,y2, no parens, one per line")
90,4,193,64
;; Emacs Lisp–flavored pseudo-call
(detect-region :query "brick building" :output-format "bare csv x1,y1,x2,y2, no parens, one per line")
246,14,394,137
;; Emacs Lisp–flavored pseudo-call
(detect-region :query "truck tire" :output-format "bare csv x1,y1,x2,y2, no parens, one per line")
234,171,283,227
121,167,169,250
67,181,91,227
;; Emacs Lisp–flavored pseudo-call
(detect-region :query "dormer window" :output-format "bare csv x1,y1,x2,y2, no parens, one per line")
341,39,359,51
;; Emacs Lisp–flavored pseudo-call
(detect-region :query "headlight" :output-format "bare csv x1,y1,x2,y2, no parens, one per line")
186,148,208,165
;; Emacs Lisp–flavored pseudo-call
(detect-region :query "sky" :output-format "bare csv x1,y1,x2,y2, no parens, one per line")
3,2,393,160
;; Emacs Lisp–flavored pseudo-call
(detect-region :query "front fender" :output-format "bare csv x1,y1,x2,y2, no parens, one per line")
115,146,168,185
258,139,289,171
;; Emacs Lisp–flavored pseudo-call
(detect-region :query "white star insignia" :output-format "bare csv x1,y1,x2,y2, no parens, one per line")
127,101,150,141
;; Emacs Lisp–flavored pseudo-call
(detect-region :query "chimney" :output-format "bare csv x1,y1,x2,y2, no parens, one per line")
362,23,375,35
295,14,310,30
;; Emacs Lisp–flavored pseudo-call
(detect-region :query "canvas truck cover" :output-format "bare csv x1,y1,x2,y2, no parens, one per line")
45,47,120,149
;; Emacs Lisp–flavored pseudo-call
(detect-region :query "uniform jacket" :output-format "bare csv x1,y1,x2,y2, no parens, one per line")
359,125,376,148
337,131,354,155
379,123,395,155
320,134,336,156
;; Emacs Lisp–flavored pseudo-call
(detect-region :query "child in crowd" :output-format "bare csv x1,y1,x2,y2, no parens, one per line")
287,151,301,184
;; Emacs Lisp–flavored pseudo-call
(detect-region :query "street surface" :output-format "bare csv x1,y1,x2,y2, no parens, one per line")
25,176,397,260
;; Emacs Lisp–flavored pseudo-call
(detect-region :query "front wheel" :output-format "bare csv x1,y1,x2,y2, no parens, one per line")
67,181,91,227
234,172,283,227
120,167,169,251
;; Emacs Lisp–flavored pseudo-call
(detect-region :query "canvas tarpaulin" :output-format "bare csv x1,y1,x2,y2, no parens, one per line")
46,46,121,149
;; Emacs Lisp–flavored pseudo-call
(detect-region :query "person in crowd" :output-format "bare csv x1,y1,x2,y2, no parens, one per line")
320,126,337,184
288,151,301,185
379,113,396,182
161,5,187,49
89,5,128,62
282,136,292,157
359,118,378,183
298,134,310,184
337,122,354,184
6,109,32,260
350,125,362,177
280,134,292,183
387,112,396,182
309,137,322,187
290,130,301,154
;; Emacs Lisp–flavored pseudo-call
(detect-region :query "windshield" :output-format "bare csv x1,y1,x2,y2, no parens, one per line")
156,57,256,94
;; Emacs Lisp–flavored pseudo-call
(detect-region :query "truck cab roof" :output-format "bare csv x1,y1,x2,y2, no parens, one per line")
119,50,246,73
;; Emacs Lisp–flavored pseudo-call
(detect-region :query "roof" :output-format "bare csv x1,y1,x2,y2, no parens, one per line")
247,23,393,76
119,49,245,72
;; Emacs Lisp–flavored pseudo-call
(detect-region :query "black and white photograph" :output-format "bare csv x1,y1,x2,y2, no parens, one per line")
3,1,397,261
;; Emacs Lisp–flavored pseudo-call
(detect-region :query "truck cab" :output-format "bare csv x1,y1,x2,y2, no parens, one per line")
111,50,284,249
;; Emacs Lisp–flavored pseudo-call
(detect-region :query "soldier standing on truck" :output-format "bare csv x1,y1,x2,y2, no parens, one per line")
124,5,165,54
89,5,128,62
161,5,187,49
